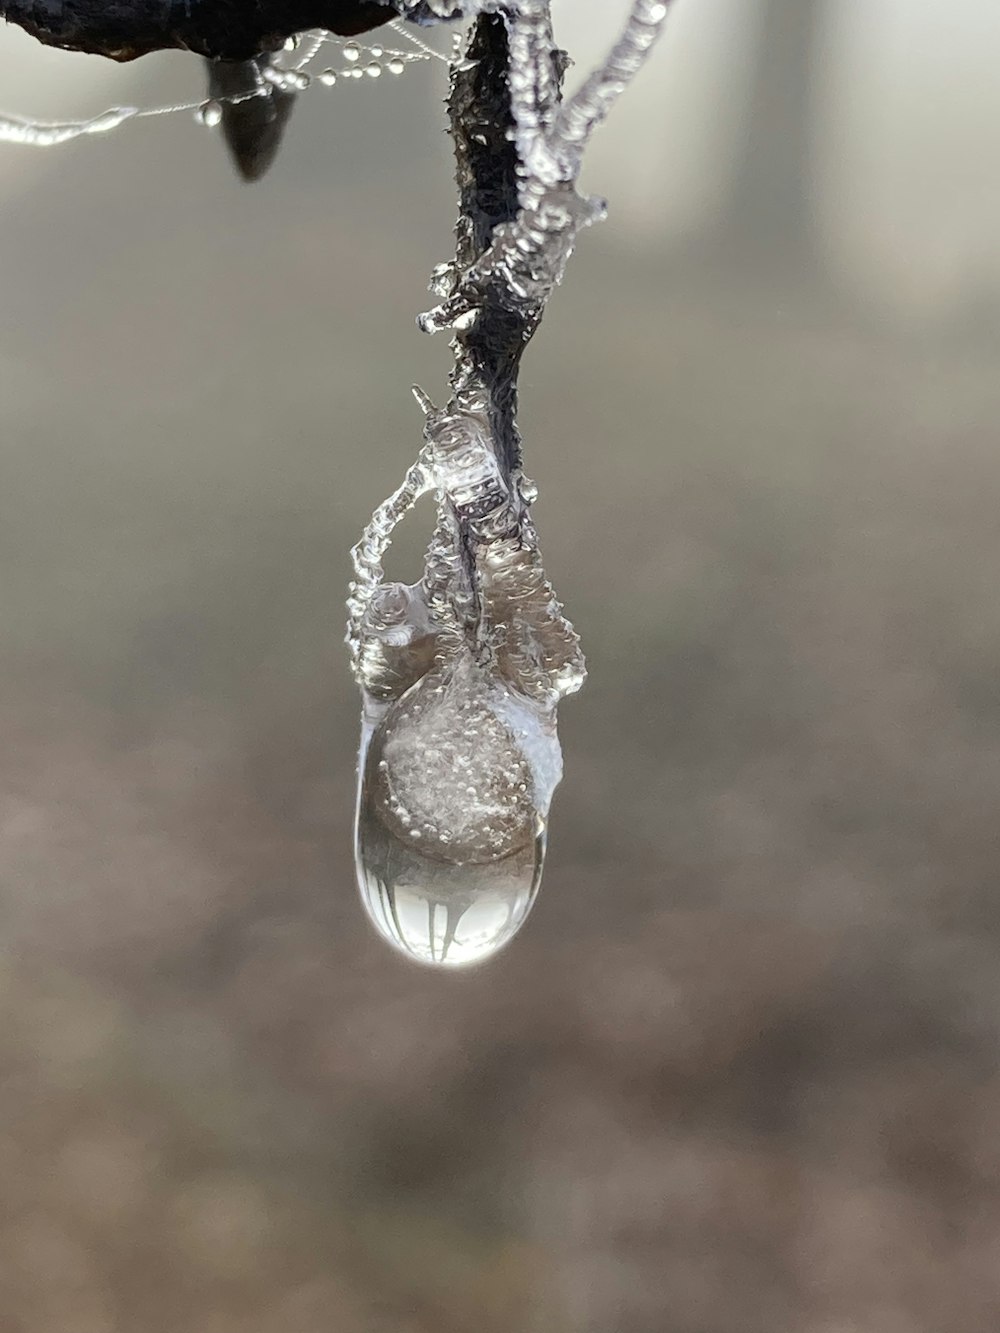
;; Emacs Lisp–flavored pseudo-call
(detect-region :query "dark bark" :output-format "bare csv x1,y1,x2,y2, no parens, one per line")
0,0,399,62
445,12,561,479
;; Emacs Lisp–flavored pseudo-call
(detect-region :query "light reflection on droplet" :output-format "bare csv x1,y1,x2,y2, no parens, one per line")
196,100,223,128
356,820,545,969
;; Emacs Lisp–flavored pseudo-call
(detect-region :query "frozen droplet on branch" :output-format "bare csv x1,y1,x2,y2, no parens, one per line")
346,1,671,964
355,656,561,967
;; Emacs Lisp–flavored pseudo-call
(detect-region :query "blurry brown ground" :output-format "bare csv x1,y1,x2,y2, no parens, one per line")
2,5,1000,1331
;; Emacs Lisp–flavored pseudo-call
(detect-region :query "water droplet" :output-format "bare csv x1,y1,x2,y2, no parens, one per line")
319,68,338,87
196,100,223,128
343,43,361,63
369,45,384,58
519,475,539,504
387,58,405,76
354,657,562,968
365,62,382,79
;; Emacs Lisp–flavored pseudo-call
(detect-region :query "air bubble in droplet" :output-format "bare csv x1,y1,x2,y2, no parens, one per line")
365,62,382,78
387,58,405,76
319,68,338,86
343,43,361,62
196,100,223,128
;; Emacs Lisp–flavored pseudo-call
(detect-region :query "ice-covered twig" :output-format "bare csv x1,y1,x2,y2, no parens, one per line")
419,0,671,352
355,0,672,698
350,1,669,966
554,0,672,167
345,447,433,676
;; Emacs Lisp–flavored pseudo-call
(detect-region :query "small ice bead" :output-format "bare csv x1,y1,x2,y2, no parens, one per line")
354,659,550,967
387,58,405,75
196,100,223,128
365,62,382,78
319,68,337,86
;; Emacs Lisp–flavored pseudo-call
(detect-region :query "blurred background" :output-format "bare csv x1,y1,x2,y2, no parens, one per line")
1,1,1000,1328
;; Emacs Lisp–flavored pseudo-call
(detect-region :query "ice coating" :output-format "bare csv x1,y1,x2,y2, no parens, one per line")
348,394,581,966
0,27,435,157
347,2,672,966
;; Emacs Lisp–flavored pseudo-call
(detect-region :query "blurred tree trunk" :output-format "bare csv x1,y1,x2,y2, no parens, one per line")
707,0,830,279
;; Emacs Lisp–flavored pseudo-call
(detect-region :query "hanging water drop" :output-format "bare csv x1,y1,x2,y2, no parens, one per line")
319,68,338,87
343,42,361,62
196,100,223,128
355,656,561,968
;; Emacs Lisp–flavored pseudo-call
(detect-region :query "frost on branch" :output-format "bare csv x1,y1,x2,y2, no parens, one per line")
349,2,670,967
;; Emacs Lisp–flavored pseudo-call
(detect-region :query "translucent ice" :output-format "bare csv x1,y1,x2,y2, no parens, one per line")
346,0,674,965
355,654,563,967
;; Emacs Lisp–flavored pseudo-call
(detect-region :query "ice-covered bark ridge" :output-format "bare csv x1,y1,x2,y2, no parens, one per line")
348,2,671,967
